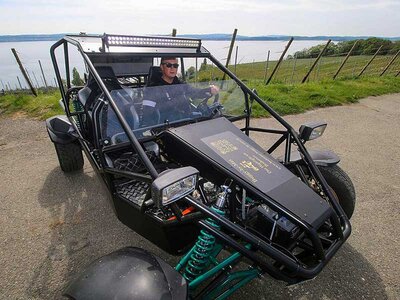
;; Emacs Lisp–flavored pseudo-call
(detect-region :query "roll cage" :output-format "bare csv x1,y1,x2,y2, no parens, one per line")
50,33,351,282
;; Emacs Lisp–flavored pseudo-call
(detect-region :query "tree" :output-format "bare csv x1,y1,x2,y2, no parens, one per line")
199,58,208,71
186,66,196,80
336,40,361,56
293,38,398,58
72,67,84,86
361,38,392,55
389,40,400,54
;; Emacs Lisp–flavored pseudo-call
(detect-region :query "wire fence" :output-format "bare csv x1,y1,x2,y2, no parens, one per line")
0,44,78,94
229,41,400,84
1,38,399,96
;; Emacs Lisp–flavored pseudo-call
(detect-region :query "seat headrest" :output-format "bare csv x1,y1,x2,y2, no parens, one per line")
147,66,162,86
95,66,117,79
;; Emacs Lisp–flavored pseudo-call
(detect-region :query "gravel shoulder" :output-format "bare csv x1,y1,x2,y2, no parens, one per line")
0,94,399,299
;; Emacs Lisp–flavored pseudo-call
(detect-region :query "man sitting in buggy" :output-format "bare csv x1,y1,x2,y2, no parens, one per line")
143,57,219,125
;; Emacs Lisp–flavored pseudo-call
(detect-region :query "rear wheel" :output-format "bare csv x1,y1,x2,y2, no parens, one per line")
318,165,356,219
54,142,84,172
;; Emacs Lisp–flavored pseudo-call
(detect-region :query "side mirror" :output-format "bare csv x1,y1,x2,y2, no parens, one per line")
299,121,327,141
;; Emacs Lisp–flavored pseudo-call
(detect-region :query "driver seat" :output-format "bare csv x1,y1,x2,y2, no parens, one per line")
93,66,140,137
146,66,162,86
141,66,163,126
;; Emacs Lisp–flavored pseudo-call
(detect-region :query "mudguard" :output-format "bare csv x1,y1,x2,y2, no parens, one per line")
284,149,340,167
64,247,188,300
46,115,78,144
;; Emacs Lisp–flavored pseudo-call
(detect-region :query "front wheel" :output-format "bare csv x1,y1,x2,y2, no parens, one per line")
318,165,356,219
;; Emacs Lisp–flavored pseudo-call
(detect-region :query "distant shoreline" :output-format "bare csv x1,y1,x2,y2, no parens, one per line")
1,33,399,43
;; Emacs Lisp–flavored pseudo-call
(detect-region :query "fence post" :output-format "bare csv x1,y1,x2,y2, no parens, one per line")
32,71,40,89
290,54,297,83
17,76,23,89
38,60,48,88
234,45,238,74
266,37,294,84
221,28,238,88
380,49,400,76
357,45,383,78
301,39,331,83
25,68,34,85
263,50,270,82
11,48,37,96
352,58,357,77
333,40,359,79
225,29,238,70
315,56,322,81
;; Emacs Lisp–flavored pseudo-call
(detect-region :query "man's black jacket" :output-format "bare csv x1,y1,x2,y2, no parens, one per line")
143,76,212,123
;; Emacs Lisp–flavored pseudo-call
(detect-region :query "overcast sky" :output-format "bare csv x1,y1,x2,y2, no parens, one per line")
1,0,399,37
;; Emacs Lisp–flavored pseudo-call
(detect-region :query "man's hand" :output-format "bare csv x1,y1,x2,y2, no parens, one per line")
209,85,219,95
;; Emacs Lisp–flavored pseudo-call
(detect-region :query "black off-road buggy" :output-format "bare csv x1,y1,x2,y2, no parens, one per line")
47,33,355,299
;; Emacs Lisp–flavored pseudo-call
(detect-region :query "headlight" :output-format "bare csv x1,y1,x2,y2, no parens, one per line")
299,121,327,141
151,167,199,207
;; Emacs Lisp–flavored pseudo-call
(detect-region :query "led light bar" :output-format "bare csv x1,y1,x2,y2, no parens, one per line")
103,34,201,51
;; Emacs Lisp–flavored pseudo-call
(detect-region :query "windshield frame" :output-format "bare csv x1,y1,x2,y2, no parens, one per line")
50,35,285,180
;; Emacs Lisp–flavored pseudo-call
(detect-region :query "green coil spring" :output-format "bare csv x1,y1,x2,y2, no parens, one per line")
72,98,83,130
183,207,225,282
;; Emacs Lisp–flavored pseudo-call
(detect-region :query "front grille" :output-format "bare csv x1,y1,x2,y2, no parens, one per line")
113,151,157,173
115,180,149,206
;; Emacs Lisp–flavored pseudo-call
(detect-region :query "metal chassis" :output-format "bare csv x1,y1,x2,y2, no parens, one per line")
50,34,351,287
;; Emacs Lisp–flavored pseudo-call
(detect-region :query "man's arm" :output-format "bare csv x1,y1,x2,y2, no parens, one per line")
184,83,219,99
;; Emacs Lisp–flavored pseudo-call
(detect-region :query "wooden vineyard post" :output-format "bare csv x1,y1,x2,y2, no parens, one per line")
11,48,37,96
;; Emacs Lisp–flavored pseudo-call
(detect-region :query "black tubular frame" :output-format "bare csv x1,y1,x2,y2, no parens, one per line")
51,36,159,179
50,33,351,281
187,195,343,280
208,53,350,231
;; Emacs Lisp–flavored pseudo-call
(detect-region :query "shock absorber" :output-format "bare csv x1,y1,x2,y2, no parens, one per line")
182,186,231,282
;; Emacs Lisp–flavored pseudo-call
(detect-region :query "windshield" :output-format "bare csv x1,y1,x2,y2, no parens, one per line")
97,58,247,145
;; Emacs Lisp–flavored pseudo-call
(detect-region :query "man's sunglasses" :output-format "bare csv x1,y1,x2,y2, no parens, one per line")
162,63,179,69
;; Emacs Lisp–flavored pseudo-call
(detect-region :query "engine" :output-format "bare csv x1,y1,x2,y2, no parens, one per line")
192,179,301,249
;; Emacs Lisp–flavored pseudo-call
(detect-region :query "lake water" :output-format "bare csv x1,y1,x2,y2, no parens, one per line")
0,40,326,90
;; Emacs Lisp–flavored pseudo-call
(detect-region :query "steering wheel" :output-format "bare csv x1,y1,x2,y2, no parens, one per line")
196,93,222,116
198,93,219,107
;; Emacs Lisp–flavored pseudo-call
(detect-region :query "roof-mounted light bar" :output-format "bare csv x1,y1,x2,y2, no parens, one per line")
103,34,201,51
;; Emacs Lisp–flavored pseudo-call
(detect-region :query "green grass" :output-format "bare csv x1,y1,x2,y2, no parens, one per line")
0,90,64,120
1,69,399,120
247,76,400,116
193,55,400,117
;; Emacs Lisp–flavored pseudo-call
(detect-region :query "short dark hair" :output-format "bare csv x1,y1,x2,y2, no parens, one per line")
161,57,177,63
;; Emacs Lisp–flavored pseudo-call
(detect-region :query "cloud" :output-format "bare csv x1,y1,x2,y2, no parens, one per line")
0,0,399,35
4,0,399,14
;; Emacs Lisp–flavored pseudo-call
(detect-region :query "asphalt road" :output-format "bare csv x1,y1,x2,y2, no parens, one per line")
0,94,399,299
